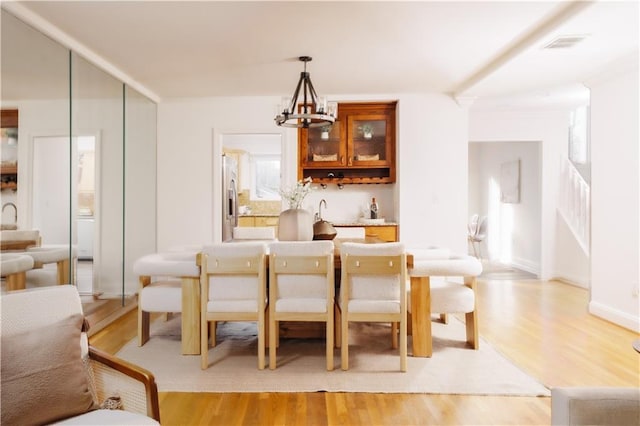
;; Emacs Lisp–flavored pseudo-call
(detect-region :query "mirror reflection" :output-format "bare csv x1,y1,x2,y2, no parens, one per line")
1,9,157,329
71,51,125,298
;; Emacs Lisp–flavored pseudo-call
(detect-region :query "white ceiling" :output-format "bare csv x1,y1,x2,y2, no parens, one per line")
3,1,639,107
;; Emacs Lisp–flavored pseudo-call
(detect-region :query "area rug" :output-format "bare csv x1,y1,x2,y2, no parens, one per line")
117,315,549,396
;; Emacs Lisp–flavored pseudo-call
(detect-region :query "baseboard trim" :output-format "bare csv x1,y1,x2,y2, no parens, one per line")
87,298,138,337
552,276,589,289
510,257,540,277
589,301,640,333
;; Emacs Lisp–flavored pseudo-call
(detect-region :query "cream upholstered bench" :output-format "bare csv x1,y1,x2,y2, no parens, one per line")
133,250,201,354
1,253,35,291
407,250,482,357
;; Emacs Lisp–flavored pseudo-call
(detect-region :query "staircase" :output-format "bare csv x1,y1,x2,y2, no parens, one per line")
558,157,590,255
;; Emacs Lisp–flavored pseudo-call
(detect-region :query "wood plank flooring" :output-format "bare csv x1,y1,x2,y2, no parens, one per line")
89,278,640,425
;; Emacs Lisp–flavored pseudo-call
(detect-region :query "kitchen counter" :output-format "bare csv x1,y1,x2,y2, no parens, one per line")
333,222,398,242
238,214,280,228
239,214,396,225
333,221,398,226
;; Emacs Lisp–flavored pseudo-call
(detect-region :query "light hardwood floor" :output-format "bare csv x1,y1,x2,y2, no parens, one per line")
89,278,640,425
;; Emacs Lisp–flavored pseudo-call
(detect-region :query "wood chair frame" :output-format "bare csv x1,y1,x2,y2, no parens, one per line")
338,252,407,372
269,251,335,371
200,250,267,369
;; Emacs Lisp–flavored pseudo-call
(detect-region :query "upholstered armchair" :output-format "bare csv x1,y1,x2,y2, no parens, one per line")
1,285,160,425
551,387,640,425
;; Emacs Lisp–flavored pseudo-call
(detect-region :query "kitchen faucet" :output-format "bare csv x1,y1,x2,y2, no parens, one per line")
2,202,17,223
315,199,327,222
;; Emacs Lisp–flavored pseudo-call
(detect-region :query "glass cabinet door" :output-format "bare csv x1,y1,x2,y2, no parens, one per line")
347,114,391,166
301,120,345,167
298,101,396,183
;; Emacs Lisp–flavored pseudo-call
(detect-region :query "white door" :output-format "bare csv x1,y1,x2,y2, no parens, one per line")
33,135,97,294
32,136,72,245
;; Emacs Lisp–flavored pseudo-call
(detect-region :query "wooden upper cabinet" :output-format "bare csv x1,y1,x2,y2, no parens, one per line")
298,101,396,184
1,109,19,191
1,109,18,128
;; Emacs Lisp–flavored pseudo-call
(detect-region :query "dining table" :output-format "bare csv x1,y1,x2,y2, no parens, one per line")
188,237,429,355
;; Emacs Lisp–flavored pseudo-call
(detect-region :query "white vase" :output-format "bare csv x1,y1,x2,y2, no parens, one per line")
278,208,313,241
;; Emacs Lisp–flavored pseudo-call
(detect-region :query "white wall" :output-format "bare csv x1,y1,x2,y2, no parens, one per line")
157,94,469,254
397,94,469,254
468,141,542,274
554,213,590,287
157,96,290,250
469,109,571,280
587,52,639,332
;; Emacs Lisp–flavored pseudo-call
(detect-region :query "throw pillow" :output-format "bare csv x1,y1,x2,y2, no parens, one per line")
1,313,99,425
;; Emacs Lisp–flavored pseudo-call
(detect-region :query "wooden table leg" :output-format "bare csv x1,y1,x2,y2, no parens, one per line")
56,259,70,284
6,272,27,291
411,275,432,357
181,276,201,355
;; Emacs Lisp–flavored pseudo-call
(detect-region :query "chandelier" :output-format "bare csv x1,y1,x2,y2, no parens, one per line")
275,56,337,128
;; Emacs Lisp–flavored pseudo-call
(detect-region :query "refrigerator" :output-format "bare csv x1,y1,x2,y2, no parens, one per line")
222,154,238,242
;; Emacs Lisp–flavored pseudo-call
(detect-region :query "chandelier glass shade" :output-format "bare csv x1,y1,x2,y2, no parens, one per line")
275,56,337,128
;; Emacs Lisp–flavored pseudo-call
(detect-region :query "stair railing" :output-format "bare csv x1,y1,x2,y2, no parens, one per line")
558,157,590,255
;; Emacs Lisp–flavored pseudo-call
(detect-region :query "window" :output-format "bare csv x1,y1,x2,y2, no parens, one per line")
569,106,589,165
252,154,280,200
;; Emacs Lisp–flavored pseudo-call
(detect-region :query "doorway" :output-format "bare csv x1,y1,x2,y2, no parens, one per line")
468,141,541,278
32,134,98,294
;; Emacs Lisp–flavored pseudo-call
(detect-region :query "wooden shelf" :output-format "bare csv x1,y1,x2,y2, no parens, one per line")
0,165,17,175
0,182,17,190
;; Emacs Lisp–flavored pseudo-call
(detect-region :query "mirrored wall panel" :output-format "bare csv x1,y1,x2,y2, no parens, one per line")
1,9,157,324
71,52,125,298
124,86,157,293
1,10,72,288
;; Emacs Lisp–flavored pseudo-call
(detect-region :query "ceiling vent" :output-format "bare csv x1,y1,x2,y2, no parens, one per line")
543,34,589,49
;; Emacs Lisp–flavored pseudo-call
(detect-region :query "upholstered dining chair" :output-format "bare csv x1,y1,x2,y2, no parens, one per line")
199,242,268,370
268,240,335,370
467,214,479,240
338,242,407,372
407,254,482,357
468,215,487,259
133,250,200,352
